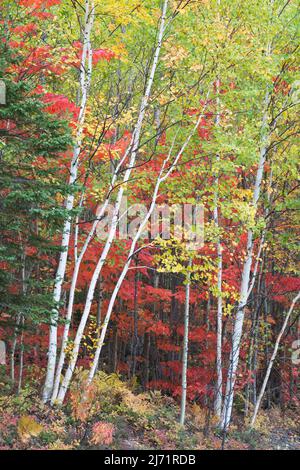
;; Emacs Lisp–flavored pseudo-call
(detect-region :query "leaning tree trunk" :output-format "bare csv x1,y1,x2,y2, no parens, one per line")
250,291,300,426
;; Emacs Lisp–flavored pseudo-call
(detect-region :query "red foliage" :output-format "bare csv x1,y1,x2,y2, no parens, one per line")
19,0,61,8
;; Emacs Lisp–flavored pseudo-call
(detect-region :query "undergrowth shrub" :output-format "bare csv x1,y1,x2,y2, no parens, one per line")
90,422,114,446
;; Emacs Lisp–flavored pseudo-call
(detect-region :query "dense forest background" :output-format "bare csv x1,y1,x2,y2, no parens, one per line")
0,0,299,450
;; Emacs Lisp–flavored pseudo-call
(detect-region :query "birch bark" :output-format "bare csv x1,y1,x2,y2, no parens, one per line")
180,257,192,426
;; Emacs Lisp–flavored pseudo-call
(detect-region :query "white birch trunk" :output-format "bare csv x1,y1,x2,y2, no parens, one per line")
214,0,224,418
43,0,95,402
180,258,192,426
220,88,270,430
11,249,27,386
214,83,223,419
10,313,21,384
214,213,223,418
250,291,300,426
17,316,25,394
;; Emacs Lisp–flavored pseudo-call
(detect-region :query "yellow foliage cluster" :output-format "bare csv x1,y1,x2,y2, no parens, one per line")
162,41,188,68
69,370,154,424
95,0,155,27
122,390,154,416
245,410,271,436
82,316,102,359
17,416,43,443
154,237,216,284
191,403,219,429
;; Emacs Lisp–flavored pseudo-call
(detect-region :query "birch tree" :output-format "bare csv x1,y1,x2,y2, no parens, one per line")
51,136,135,403
213,80,223,419
220,85,271,430
219,0,299,428
43,0,95,402
220,0,280,428
180,257,192,426
55,0,169,404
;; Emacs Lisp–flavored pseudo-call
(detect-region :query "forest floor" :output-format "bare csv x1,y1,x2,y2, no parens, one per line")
264,428,300,450
0,371,299,450
110,408,300,451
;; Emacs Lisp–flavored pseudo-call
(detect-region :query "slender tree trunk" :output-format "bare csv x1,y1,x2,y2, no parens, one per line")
143,332,151,387
180,258,192,426
112,326,118,373
131,261,139,378
206,293,211,330
250,291,300,426
244,264,263,416
213,78,223,419
220,85,271,431
96,276,103,328
10,313,21,385
213,2,223,414
11,248,27,388
17,316,24,395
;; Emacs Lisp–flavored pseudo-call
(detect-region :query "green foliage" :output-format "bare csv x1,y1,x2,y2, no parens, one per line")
0,32,73,333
